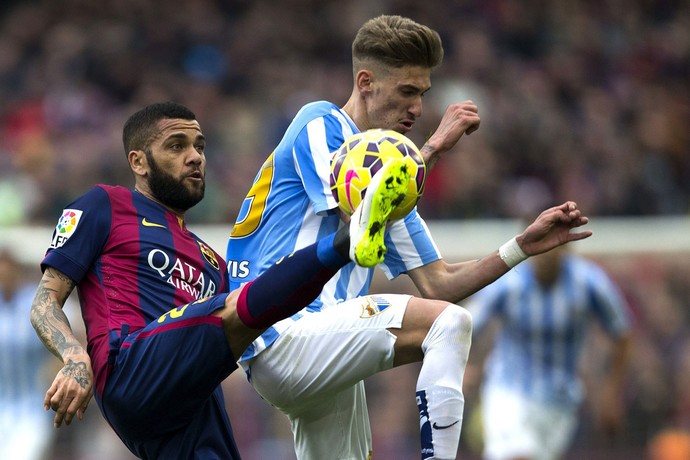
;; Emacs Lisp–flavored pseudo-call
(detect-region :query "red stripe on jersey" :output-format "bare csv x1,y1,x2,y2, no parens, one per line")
121,315,223,348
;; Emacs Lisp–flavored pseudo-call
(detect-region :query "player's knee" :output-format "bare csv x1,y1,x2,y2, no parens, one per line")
422,304,472,351
438,304,472,336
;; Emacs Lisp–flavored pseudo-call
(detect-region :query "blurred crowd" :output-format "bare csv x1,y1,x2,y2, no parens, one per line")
0,0,688,226
1,0,690,459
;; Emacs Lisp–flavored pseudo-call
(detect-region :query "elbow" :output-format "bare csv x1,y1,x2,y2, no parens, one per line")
29,303,40,332
417,284,463,304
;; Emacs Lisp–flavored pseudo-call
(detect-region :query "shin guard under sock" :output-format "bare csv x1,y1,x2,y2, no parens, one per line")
416,304,473,460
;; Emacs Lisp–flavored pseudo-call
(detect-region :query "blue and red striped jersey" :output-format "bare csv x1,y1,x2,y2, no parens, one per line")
41,185,228,395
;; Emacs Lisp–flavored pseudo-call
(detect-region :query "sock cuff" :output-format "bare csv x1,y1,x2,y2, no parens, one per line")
317,233,349,269
235,281,261,329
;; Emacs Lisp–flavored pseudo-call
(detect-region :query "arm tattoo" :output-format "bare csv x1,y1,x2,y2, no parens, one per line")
420,143,440,169
30,268,83,359
62,359,90,389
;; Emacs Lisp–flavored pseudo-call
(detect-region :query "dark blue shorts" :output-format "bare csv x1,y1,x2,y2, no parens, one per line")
99,294,241,459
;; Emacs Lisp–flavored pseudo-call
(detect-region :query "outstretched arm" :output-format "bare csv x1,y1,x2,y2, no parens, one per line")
30,267,93,428
408,201,592,303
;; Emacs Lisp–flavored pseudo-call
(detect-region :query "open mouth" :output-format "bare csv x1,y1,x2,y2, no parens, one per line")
187,171,204,182
399,120,414,131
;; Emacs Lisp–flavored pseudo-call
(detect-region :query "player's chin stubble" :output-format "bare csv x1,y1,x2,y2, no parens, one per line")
147,157,204,211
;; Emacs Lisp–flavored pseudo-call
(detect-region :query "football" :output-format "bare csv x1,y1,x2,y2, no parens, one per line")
330,129,426,221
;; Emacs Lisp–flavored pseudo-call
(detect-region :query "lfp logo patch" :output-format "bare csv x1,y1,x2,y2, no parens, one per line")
50,209,83,248
359,295,391,318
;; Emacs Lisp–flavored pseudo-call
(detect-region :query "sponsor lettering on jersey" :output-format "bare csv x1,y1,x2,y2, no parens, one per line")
227,260,250,278
147,249,217,299
50,209,83,248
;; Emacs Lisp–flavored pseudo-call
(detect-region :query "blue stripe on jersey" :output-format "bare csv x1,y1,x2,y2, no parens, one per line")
228,101,442,363
518,285,533,394
133,193,177,315
562,265,579,385
468,256,631,406
0,283,55,430
542,289,554,390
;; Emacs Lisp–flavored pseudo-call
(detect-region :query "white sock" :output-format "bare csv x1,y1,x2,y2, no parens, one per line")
416,304,472,460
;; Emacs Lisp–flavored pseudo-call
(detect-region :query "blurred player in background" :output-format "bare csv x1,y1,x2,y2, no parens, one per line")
0,248,55,460
226,14,592,460
465,243,632,460
29,101,406,459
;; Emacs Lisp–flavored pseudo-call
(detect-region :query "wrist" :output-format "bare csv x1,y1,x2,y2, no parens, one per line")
498,236,527,268
420,142,440,167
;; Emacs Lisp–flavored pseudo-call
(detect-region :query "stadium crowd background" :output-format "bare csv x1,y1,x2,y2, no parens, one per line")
0,0,688,459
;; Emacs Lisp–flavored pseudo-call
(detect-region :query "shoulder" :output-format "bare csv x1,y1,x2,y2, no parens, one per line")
78,184,129,203
292,101,353,135
295,100,340,118
567,255,608,278
59,184,115,213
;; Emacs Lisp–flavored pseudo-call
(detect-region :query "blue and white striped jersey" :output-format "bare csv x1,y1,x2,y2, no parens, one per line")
467,255,632,407
226,101,441,362
0,282,55,433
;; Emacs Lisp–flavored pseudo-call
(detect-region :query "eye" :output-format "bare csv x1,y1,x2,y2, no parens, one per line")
401,87,419,97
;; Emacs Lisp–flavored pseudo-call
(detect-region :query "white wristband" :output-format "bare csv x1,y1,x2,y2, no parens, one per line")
498,236,527,268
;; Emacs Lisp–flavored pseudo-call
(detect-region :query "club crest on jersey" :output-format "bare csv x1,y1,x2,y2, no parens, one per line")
198,241,220,270
359,296,391,318
50,209,83,248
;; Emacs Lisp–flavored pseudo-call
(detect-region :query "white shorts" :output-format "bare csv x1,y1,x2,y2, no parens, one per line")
481,385,578,460
247,294,411,460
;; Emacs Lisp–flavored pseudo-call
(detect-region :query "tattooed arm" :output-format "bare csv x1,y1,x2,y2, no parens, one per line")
30,266,93,428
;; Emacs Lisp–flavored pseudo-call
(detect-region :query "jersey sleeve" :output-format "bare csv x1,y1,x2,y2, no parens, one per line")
293,113,355,215
465,276,511,335
585,262,633,337
41,186,112,283
378,210,442,279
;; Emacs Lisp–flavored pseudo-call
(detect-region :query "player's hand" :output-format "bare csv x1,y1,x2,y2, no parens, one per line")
45,353,94,428
423,100,481,165
516,201,592,256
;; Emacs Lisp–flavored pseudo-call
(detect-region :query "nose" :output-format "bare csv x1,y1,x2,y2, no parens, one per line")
410,96,423,118
187,146,204,164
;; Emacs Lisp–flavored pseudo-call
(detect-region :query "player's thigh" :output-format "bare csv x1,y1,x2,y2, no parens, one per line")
102,294,236,438
248,294,410,410
290,381,372,460
481,385,537,460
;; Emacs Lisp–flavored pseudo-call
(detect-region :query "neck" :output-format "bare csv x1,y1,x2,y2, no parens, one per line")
341,94,367,131
134,186,186,218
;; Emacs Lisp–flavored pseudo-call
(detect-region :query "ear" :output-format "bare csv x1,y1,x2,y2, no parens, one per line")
128,150,148,178
355,69,374,94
